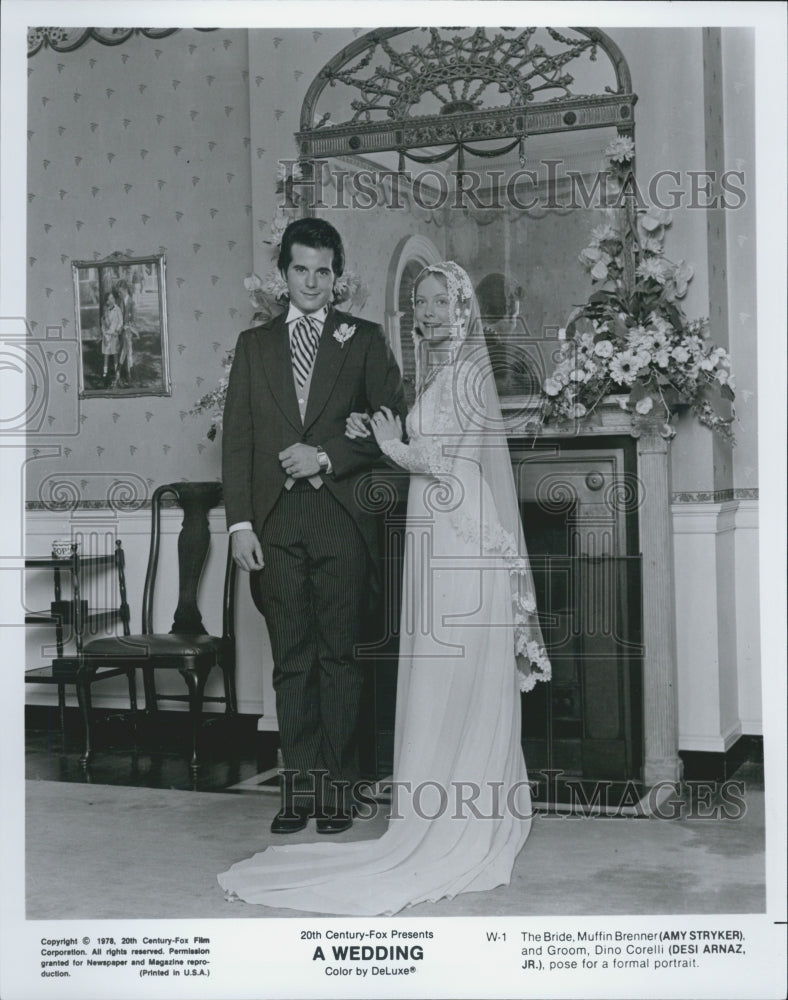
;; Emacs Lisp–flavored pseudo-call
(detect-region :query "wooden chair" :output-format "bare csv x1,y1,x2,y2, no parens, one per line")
25,540,137,742
80,482,238,772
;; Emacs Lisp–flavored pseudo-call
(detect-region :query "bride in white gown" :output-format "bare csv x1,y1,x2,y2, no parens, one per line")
217,261,551,916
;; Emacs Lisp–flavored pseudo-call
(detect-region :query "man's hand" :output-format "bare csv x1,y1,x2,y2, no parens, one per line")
279,442,321,478
231,529,264,572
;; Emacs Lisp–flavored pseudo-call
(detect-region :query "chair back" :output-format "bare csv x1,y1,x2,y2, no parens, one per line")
141,482,236,640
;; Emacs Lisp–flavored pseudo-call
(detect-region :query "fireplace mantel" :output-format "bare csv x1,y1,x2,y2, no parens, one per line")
504,394,683,789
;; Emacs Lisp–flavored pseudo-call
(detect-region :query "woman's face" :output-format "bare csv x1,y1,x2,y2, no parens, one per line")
414,274,453,343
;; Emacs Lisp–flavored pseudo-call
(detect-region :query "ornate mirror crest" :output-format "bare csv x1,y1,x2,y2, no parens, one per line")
297,27,635,165
27,27,217,58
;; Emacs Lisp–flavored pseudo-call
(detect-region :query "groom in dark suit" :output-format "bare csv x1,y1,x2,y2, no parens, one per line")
222,218,405,834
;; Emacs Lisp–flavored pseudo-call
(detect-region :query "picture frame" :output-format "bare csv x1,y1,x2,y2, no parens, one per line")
72,251,171,397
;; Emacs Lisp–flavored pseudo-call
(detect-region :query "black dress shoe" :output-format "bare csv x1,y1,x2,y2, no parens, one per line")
316,810,353,834
270,807,310,834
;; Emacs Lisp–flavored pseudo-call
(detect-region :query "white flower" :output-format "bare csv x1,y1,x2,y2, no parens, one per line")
333,323,356,348
243,273,263,292
649,328,670,352
654,350,670,368
571,402,587,418
579,331,595,348
593,339,615,358
672,345,690,364
635,396,654,415
604,135,635,163
579,246,604,267
671,260,694,298
609,351,641,386
650,312,673,335
628,325,654,351
637,257,671,284
590,223,620,245
543,377,562,396
268,213,290,246
639,235,663,254
262,270,288,298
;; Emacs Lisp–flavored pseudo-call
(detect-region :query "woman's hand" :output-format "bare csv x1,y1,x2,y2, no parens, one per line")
370,406,402,445
345,411,371,439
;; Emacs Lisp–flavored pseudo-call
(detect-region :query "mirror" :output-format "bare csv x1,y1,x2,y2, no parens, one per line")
295,27,636,405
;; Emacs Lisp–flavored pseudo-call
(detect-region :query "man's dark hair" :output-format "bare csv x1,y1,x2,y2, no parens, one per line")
277,218,345,277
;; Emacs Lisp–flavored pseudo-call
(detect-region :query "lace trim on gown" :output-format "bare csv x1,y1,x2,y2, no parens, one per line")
380,368,551,692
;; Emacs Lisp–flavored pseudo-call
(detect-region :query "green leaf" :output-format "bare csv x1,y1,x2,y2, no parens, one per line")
628,381,648,402
720,383,735,401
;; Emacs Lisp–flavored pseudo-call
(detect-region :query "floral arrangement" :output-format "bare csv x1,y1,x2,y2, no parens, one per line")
192,162,368,440
540,136,736,440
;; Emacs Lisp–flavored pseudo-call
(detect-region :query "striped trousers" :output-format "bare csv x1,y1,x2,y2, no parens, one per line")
258,483,369,811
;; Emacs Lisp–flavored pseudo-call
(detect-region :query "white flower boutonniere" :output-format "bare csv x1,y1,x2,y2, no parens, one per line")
333,323,356,348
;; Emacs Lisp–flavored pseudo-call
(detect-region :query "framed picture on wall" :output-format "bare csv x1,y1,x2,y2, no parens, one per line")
72,251,171,397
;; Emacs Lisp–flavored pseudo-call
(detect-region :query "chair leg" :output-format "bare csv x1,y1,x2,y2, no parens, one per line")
222,663,238,715
75,672,95,767
178,665,210,774
57,682,67,733
142,666,157,713
126,669,138,712
126,668,138,732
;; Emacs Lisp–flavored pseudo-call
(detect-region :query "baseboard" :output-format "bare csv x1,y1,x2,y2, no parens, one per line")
24,704,262,737
679,734,763,782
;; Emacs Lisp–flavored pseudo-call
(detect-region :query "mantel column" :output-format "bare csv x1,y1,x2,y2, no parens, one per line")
636,426,683,785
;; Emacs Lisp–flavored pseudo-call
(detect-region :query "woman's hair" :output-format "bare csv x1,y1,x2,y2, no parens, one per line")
277,218,345,277
413,269,447,297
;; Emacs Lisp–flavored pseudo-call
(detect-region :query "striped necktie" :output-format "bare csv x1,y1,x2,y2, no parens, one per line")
290,315,321,387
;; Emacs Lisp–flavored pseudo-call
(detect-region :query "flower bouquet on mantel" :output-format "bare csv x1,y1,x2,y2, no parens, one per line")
192,163,368,440
540,137,736,441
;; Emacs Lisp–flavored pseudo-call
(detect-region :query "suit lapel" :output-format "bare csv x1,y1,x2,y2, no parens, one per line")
259,313,303,432
303,309,353,430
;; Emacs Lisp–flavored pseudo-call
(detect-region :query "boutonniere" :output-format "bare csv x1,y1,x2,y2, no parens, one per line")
333,323,356,348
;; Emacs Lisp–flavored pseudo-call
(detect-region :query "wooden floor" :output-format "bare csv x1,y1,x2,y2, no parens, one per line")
23,706,767,920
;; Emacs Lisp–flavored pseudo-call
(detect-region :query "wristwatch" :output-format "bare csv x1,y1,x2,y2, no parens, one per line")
316,447,330,472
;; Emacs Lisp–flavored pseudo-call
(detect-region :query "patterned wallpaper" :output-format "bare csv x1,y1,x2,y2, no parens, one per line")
26,28,254,509
24,25,401,512
26,26,758,514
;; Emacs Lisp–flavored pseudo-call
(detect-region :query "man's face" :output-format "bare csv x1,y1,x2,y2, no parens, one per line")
283,243,335,314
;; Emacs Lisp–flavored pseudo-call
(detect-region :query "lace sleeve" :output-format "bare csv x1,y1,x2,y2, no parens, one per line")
379,436,448,475
378,370,458,475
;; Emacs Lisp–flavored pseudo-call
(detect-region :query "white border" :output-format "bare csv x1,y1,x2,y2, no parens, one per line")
2,3,786,999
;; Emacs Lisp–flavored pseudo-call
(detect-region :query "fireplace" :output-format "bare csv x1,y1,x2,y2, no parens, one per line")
359,403,683,804
512,437,644,805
